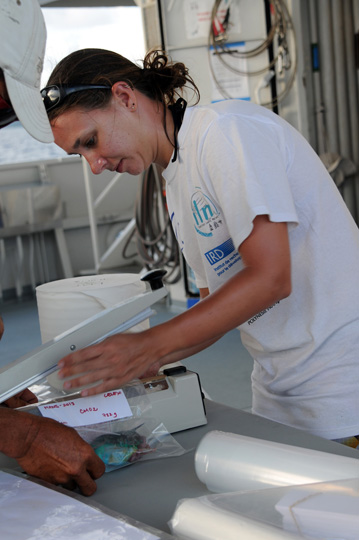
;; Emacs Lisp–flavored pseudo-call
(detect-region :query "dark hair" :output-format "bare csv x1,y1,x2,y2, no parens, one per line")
46,48,200,123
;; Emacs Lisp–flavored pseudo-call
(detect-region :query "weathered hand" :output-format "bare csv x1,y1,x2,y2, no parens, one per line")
3,388,38,408
16,414,105,496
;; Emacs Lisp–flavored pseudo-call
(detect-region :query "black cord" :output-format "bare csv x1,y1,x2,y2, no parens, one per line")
134,164,181,285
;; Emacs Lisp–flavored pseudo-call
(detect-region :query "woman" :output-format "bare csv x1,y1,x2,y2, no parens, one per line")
43,48,359,445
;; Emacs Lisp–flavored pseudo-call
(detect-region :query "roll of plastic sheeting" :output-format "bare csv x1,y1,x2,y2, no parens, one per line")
275,487,359,538
170,478,359,540
195,430,359,493
169,497,300,540
36,273,149,344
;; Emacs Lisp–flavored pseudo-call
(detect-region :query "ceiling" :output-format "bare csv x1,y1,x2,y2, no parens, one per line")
39,1,136,7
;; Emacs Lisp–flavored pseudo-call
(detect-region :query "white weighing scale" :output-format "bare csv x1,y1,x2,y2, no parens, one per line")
0,270,207,433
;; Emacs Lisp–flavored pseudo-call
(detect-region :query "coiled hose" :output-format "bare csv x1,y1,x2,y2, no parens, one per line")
133,164,182,285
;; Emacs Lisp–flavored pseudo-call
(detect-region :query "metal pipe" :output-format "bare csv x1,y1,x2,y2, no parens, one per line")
354,0,359,90
308,0,324,154
317,0,339,153
343,0,359,162
331,0,356,217
344,0,359,222
331,0,350,156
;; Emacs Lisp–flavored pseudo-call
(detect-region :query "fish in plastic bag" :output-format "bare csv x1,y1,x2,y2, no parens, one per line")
91,427,153,472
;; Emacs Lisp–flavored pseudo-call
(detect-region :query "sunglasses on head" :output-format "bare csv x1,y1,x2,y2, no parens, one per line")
40,84,111,112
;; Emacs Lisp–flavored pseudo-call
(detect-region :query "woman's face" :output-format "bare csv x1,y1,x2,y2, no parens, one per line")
51,86,163,176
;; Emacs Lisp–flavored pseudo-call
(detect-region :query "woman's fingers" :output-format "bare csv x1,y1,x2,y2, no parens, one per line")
57,332,156,395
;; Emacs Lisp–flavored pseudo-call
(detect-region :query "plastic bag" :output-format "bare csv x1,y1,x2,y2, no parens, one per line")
28,378,186,473
0,469,172,539
75,380,186,472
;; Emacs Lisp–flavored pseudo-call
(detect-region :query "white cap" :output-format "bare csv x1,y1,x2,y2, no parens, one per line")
0,0,53,143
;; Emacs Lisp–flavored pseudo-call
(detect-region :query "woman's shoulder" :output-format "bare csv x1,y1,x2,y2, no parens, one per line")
186,100,289,146
189,99,284,129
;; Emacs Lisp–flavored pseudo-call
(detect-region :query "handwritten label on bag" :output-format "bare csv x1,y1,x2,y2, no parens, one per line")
38,389,133,427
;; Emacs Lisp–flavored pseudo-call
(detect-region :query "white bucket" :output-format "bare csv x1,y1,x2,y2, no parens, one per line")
36,273,149,344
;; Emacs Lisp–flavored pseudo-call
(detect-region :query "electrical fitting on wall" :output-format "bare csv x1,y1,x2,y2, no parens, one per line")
208,0,297,109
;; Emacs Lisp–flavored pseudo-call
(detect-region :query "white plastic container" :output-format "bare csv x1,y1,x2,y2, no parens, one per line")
36,273,150,392
36,273,148,343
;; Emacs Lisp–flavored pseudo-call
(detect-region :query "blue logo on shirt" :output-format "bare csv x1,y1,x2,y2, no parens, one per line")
191,190,220,237
205,238,235,265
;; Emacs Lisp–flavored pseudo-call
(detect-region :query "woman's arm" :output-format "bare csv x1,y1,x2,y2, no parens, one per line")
57,215,291,394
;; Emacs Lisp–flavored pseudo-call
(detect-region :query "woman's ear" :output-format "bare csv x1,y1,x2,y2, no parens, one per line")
112,81,135,111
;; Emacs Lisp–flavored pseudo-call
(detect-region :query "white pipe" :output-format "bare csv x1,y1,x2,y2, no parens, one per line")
93,172,122,209
82,157,100,271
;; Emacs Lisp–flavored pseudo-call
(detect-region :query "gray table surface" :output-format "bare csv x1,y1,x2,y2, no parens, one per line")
90,399,359,534
1,399,358,536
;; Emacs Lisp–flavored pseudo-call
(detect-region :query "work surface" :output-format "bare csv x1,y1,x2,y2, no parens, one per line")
1,399,358,536
84,400,359,534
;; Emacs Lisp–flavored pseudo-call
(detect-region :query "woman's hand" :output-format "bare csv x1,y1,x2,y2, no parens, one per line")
57,330,161,396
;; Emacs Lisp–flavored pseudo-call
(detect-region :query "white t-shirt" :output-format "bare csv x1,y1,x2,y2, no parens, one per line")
162,99,359,440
